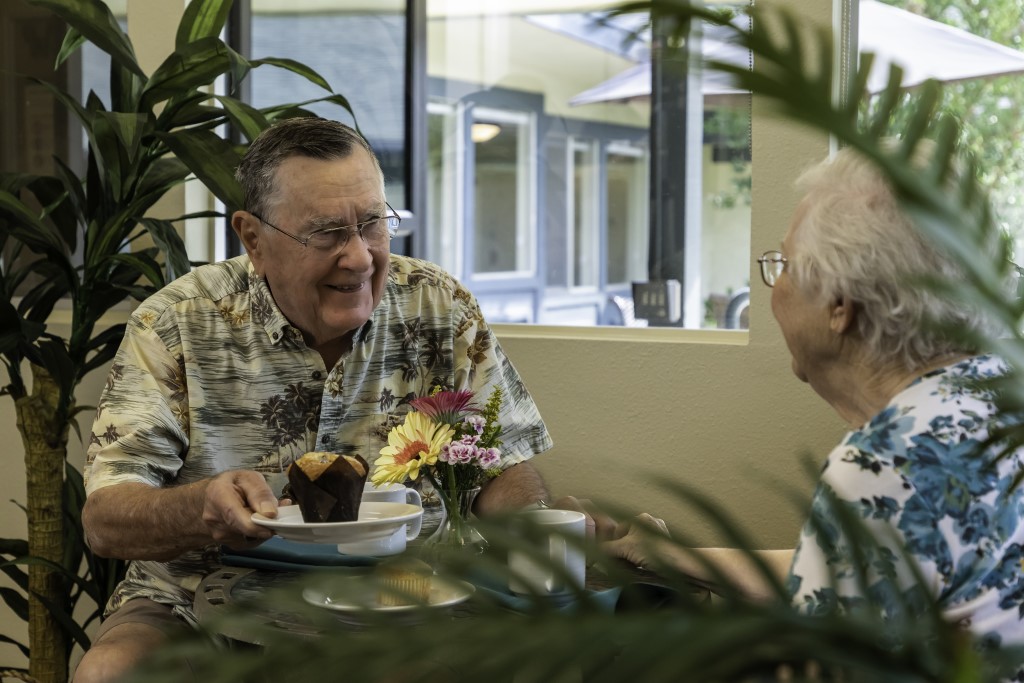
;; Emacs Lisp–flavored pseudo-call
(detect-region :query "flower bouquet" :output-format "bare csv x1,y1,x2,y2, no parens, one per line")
371,387,504,549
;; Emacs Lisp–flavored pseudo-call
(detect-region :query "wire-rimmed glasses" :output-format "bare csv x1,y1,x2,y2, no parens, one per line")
252,203,401,255
757,250,787,287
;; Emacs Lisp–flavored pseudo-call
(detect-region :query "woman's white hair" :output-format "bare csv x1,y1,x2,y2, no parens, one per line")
788,141,1007,372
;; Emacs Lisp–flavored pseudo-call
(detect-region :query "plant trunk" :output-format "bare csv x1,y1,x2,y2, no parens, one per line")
13,364,69,683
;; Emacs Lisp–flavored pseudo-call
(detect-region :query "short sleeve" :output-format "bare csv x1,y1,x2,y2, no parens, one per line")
85,321,190,495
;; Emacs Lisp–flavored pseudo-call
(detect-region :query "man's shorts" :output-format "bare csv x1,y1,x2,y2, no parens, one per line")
92,598,191,641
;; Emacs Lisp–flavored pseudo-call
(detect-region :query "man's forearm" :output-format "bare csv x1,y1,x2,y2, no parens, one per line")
83,481,213,561
474,461,550,516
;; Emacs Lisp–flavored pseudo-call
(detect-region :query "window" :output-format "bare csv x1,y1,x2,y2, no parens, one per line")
232,1,754,328
470,108,535,278
426,101,462,276
423,3,751,327
569,138,599,290
605,144,649,287
248,0,409,207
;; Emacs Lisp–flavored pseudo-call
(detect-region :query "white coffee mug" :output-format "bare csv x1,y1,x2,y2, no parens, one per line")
362,482,423,507
336,516,422,557
508,509,587,596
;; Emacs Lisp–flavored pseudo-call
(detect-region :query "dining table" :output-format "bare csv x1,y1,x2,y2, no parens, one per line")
194,537,709,645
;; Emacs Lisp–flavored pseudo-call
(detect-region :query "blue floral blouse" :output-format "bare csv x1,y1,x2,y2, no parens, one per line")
788,355,1024,650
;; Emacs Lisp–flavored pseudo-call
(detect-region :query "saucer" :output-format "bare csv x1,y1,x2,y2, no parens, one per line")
252,503,422,544
302,575,475,624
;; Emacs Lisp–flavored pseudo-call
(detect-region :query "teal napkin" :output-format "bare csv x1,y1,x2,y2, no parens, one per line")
220,537,379,571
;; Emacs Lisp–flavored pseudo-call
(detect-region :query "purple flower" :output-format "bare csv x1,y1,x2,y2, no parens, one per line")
465,415,486,434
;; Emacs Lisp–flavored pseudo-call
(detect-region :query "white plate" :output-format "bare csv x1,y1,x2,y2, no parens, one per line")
302,575,475,615
251,502,423,544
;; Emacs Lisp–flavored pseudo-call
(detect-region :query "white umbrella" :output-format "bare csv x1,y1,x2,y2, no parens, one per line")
567,0,1024,106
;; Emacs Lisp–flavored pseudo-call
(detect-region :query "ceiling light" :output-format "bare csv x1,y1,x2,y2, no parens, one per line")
470,123,501,143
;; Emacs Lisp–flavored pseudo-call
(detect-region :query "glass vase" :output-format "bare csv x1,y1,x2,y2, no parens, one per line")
430,486,487,552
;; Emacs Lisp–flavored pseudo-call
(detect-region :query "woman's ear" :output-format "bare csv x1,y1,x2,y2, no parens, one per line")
829,296,857,335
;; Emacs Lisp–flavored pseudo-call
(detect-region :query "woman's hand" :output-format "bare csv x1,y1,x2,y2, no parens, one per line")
601,513,671,568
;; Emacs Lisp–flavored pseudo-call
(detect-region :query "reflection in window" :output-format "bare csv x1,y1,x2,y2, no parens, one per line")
426,4,752,326
471,109,534,277
605,146,649,286
570,138,599,290
249,1,407,206
427,102,461,275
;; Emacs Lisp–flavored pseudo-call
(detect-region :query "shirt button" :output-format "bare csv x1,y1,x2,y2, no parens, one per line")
312,371,322,380
321,436,329,445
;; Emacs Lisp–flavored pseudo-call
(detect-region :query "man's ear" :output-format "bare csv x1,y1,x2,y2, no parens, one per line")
232,211,263,257
830,296,856,335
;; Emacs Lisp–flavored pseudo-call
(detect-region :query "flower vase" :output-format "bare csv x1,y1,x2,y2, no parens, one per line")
431,486,487,552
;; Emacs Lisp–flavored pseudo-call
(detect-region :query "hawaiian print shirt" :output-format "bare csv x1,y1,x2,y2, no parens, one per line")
85,254,553,623
788,355,1024,651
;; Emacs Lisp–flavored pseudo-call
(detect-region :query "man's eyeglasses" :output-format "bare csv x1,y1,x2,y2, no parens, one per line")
252,204,401,254
757,250,787,287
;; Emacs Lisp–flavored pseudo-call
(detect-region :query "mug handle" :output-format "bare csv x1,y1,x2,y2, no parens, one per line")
405,511,423,541
405,488,422,507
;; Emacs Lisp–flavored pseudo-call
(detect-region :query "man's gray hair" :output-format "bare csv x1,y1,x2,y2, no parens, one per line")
235,117,384,220
789,141,1007,371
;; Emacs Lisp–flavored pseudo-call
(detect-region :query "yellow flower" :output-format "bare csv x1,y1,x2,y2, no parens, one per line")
372,412,455,486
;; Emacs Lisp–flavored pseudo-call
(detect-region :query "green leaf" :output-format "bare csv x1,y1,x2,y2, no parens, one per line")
138,218,190,280
0,633,29,659
109,252,165,289
0,587,28,622
55,25,87,69
156,129,244,210
0,301,46,357
176,0,234,49
26,0,143,78
141,37,249,111
0,188,68,256
215,96,270,142
133,157,191,205
250,56,332,91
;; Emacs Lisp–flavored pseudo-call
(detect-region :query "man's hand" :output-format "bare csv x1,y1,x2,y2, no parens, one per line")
601,513,671,569
201,471,280,549
551,495,621,541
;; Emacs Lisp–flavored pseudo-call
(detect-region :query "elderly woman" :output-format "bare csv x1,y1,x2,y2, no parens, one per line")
606,144,1024,646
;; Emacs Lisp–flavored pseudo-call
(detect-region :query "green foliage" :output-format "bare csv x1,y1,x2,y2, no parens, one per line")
0,0,352,671
124,482,1024,682
863,0,1024,244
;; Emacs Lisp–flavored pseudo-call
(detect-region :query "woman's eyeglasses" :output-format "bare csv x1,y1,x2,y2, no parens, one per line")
756,250,787,287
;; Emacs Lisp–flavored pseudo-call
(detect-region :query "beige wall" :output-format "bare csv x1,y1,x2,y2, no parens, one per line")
0,0,843,669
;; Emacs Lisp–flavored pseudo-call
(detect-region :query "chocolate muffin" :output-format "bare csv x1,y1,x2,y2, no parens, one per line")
285,452,369,523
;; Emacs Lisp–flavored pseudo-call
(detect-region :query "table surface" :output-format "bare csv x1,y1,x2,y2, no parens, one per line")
195,561,702,644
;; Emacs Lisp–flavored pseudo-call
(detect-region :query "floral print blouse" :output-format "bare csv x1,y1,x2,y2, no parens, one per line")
788,355,1024,650
85,254,553,622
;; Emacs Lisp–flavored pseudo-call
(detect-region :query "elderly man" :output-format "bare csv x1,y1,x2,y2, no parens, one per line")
607,142,1024,651
75,117,555,682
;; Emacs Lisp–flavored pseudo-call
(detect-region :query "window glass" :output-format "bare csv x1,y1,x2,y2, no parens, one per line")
249,0,407,206
471,108,534,276
570,138,599,289
426,102,461,275
605,146,649,286
854,0,1024,265
426,3,752,327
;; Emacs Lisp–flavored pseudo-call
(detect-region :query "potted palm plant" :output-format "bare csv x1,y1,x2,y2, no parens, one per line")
0,0,354,680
